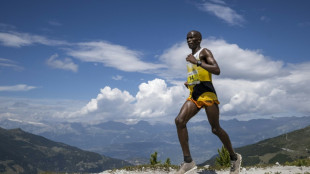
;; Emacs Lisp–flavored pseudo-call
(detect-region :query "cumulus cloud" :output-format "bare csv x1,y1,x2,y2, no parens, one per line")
69,79,187,123
198,1,245,26
216,62,310,119
58,37,310,122
133,78,186,118
46,54,78,72
0,84,37,92
67,41,166,72
69,86,135,121
1,27,309,122
205,39,284,80
0,31,68,47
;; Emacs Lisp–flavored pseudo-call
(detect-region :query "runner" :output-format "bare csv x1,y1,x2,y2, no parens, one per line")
175,30,241,174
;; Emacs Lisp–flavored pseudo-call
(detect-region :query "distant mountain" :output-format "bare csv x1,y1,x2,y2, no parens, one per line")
200,126,310,166
0,116,309,164
0,127,130,174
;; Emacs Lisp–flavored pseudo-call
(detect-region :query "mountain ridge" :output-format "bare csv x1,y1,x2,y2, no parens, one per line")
1,116,309,164
0,127,130,174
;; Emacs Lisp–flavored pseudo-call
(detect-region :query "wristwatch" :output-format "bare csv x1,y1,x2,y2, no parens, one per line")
197,60,202,66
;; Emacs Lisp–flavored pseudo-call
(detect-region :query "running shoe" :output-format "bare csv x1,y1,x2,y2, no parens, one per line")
230,153,242,174
175,161,197,174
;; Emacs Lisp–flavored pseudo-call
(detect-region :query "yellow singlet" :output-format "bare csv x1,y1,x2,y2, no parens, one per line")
186,48,220,108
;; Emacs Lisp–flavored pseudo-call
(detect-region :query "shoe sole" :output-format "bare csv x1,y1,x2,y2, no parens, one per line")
184,166,197,174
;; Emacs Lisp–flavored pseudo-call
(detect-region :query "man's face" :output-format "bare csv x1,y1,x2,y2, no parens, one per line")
187,32,201,49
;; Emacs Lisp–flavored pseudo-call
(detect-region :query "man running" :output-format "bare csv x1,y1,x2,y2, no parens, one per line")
175,30,241,174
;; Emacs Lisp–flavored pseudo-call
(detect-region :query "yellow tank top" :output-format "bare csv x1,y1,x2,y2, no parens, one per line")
187,48,212,85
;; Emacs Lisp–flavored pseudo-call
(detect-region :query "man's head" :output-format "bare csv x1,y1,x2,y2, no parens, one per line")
187,30,202,49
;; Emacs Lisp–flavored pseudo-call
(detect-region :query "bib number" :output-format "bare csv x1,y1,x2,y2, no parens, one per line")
187,63,200,85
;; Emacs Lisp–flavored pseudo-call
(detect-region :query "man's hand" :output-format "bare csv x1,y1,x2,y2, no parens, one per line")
186,54,197,64
184,81,189,88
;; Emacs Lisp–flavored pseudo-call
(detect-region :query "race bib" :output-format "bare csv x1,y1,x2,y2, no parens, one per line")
187,63,200,85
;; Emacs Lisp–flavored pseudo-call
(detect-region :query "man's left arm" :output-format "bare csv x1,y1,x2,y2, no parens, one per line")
199,49,220,75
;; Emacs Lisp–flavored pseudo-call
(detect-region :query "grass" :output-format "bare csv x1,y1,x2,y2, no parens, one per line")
284,158,310,167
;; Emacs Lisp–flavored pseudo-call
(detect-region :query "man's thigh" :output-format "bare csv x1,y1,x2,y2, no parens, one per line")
177,100,200,123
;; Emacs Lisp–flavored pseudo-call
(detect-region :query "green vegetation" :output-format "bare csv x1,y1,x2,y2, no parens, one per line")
269,153,293,164
149,151,172,166
284,158,310,167
150,151,161,165
234,126,310,166
215,145,230,168
164,158,171,165
118,152,176,172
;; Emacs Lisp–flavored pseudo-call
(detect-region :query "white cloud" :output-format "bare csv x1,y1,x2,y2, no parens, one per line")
159,42,190,81
215,62,310,119
67,41,166,72
0,58,23,71
69,79,187,123
0,28,309,123
46,54,78,72
65,37,310,122
68,59,310,122
133,78,187,119
205,39,284,80
69,86,135,121
0,31,68,47
112,75,123,81
0,84,37,92
199,1,245,26
0,32,31,47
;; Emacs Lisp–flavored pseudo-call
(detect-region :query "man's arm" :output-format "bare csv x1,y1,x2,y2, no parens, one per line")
199,49,220,75
186,48,220,75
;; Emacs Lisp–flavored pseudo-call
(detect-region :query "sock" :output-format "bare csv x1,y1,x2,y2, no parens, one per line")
184,156,193,163
230,153,237,161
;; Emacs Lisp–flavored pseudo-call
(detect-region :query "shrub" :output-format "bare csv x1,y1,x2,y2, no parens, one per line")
150,151,161,165
215,145,230,168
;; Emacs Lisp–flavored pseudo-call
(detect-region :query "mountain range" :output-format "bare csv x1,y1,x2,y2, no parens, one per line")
0,116,309,164
0,127,130,174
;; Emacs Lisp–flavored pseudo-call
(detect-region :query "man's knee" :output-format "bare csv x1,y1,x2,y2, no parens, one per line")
211,127,222,135
175,117,187,128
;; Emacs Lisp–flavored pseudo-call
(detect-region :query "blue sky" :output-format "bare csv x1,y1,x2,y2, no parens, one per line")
0,0,310,124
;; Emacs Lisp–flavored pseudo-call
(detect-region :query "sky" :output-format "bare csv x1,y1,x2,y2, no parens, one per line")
0,0,310,124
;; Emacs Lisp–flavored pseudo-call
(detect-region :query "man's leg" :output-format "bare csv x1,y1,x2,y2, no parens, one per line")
175,100,200,160
205,104,242,174
174,100,200,174
205,104,235,157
